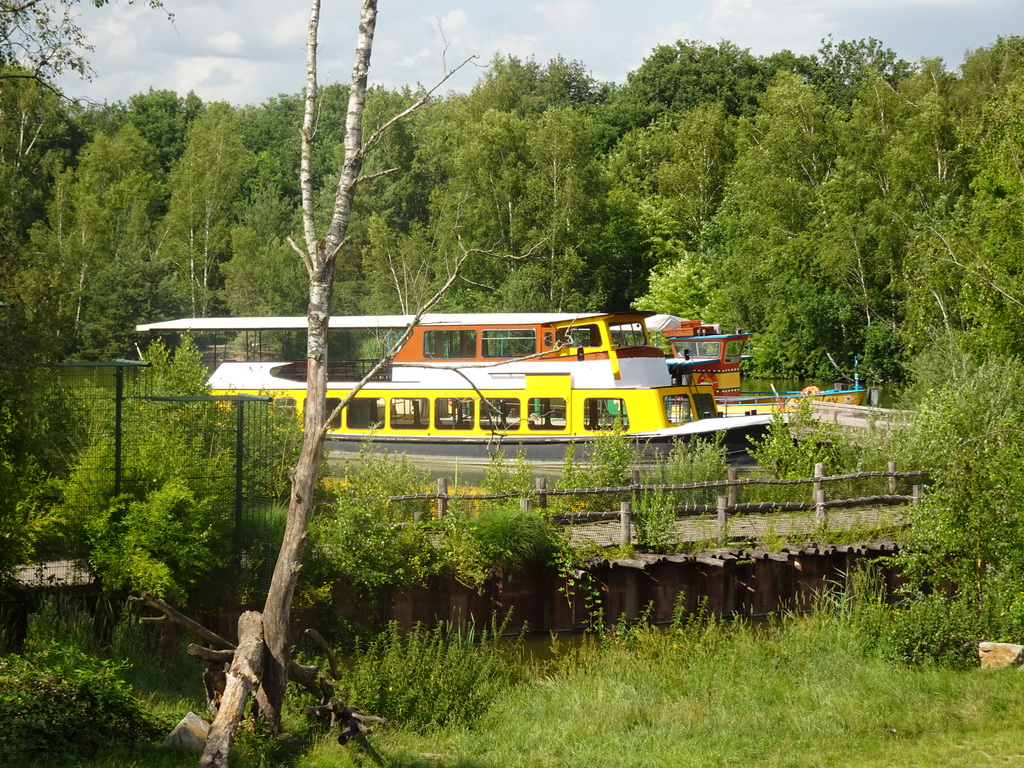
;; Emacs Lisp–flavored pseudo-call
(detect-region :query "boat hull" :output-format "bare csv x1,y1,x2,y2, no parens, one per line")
325,415,771,464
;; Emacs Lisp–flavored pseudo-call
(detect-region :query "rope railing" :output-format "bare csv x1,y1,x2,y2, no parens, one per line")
373,460,931,546
382,463,931,509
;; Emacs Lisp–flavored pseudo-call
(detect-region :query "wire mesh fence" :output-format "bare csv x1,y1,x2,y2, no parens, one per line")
27,362,286,595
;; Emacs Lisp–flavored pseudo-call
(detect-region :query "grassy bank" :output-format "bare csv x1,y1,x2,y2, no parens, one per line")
46,599,1024,768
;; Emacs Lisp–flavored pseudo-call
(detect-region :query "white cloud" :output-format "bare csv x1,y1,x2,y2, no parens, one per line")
56,0,1023,105
205,31,244,56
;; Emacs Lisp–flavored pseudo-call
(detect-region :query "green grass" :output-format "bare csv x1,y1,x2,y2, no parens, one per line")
24,601,1024,768
324,613,1024,768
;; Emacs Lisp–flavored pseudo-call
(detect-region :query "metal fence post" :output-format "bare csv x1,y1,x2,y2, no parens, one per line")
235,399,245,557
114,364,124,497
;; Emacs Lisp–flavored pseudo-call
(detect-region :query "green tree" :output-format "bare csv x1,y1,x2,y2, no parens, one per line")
126,87,204,173
813,36,915,109
606,40,779,130
27,123,173,358
704,72,840,376
164,101,249,317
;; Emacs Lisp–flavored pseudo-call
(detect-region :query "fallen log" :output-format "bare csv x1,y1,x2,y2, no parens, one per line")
200,611,264,768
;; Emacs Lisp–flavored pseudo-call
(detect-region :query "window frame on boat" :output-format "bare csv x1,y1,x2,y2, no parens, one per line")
693,391,717,418
724,339,745,363
481,328,537,358
558,324,602,349
346,396,385,430
324,397,344,430
434,397,475,430
481,397,522,431
664,394,695,424
670,339,723,361
583,397,629,430
390,397,431,429
526,397,567,430
422,329,477,359
607,320,647,348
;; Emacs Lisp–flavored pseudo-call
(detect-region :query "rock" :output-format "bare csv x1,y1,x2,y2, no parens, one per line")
978,641,1024,670
164,711,210,752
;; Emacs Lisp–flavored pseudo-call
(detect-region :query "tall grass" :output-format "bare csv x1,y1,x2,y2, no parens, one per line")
333,619,527,732
364,598,1024,768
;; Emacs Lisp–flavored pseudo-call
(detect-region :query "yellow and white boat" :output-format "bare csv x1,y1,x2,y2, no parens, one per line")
137,312,772,461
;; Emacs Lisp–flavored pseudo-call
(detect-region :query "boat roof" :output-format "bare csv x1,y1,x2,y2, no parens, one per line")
136,312,623,333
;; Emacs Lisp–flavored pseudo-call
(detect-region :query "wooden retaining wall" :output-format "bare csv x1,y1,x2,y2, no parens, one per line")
318,541,904,637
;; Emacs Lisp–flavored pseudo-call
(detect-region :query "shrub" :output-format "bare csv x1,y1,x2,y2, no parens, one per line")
470,506,557,573
337,620,525,731
85,479,230,604
882,594,980,669
0,647,162,764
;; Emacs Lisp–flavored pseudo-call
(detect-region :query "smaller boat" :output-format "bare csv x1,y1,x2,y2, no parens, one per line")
644,315,866,415
715,384,867,416
646,315,751,395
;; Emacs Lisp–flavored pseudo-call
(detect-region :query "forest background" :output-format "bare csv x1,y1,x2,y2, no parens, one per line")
3,34,1023,387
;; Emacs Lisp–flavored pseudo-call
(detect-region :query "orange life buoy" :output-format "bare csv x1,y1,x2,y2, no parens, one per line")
800,386,821,396
696,372,719,388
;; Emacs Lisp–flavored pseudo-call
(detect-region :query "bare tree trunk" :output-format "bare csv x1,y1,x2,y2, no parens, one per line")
253,0,473,734
199,611,264,768
256,0,376,729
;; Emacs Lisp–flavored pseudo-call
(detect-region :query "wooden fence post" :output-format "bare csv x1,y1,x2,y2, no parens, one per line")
620,501,632,548
436,478,448,519
536,477,547,509
727,467,739,506
520,497,532,512
630,468,642,507
912,484,922,504
888,460,898,494
716,495,728,545
814,463,826,521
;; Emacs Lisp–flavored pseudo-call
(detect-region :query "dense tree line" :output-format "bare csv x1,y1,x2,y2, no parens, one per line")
1,35,1023,381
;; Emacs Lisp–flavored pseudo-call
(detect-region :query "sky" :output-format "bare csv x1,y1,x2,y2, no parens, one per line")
59,0,1023,106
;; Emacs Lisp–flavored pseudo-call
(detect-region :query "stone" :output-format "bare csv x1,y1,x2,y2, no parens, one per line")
164,711,210,752
978,641,1024,670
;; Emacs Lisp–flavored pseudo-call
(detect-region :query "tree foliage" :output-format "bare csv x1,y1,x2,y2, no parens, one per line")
0,31,1023,381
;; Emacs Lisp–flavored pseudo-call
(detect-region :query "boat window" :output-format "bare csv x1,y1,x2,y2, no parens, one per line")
390,397,430,429
324,398,344,430
583,398,628,430
724,340,745,363
346,397,385,430
526,397,567,430
671,340,722,360
608,321,647,348
693,392,717,418
422,329,477,359
481,329,536,358
664,395,694,424
559,324,601,348
434,397,475,430
273,397,296,408
481,398,521,430
543,331,555,349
